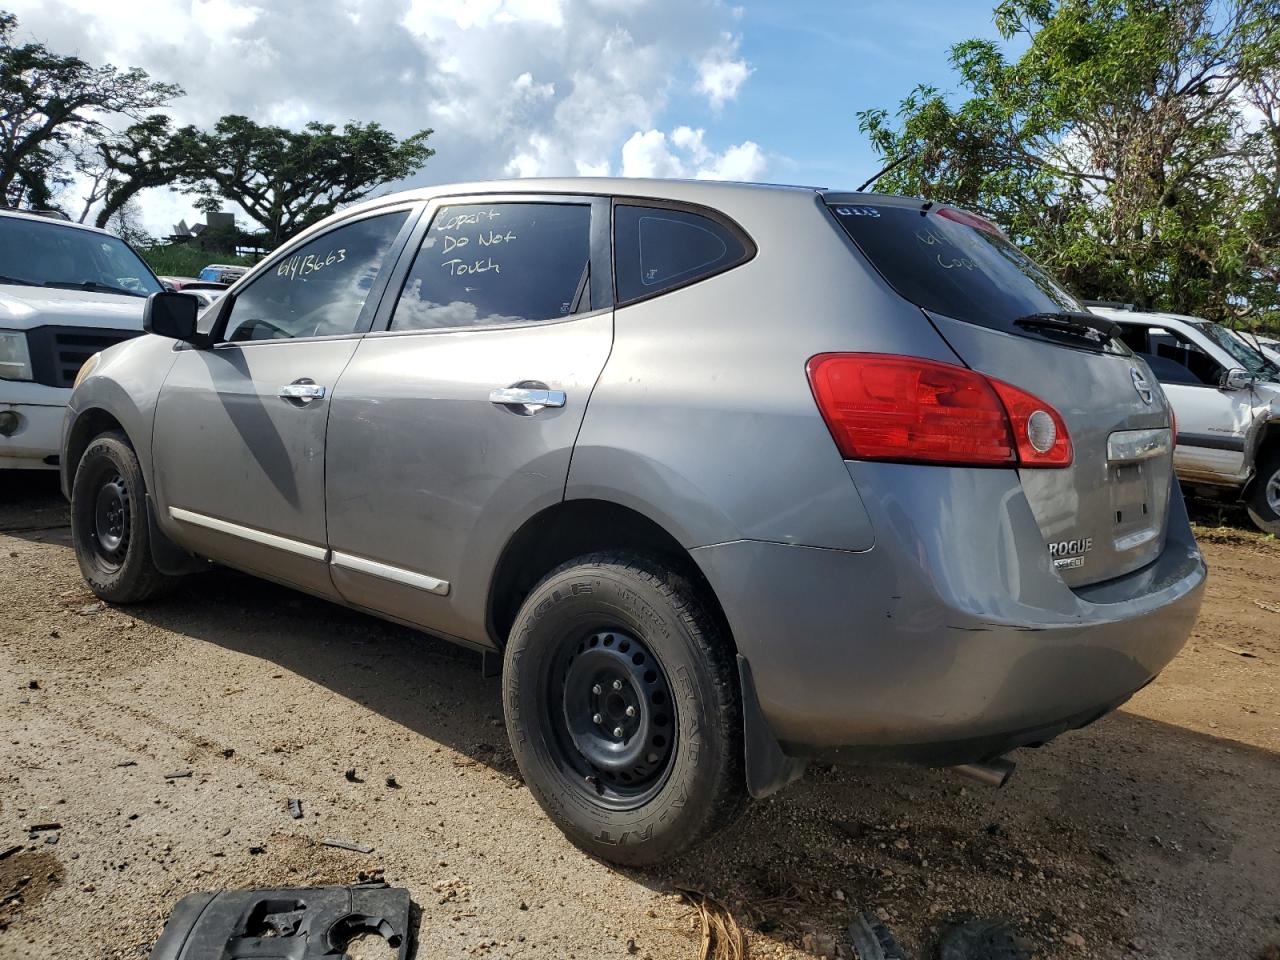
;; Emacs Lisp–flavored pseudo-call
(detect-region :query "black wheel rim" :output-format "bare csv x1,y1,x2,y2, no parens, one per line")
548,629,677,809
91,469,130,568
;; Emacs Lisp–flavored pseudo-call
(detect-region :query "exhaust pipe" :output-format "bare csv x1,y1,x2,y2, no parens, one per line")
951,756,1016,788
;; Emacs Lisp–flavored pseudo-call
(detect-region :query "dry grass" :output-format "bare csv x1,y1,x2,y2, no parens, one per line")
677,887,747,960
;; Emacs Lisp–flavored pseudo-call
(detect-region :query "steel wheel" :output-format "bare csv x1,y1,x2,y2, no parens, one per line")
548,628,677,810
90,468,131,569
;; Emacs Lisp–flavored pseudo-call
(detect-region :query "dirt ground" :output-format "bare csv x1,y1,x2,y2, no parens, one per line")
1,471,1277,960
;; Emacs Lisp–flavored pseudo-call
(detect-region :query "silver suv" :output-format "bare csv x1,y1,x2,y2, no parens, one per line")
63,180,1206,865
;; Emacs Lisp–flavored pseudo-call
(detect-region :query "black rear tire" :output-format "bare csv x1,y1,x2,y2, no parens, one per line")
1246,447,1280,535
502,551,746,866
71,431,179,603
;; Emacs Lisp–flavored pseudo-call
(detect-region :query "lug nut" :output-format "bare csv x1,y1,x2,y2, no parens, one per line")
592,713,602,724
591,684,602,695
613,726,624,738
612,679,622,691
625,705,636,717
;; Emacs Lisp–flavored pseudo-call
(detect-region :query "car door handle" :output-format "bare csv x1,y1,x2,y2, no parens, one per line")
489,387,566,409
278,382,326,401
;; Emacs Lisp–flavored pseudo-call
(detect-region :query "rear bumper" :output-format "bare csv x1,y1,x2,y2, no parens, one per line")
691,462,1206,766
0,382,69,469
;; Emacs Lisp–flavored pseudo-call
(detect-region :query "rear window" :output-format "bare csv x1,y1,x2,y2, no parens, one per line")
829,202,1090,336
614,204,750,303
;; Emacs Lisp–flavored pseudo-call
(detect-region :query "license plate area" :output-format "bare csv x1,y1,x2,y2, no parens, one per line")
1109,461,1159,552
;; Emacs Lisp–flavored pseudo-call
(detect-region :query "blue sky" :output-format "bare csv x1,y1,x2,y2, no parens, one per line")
716,1,1014,186
12,0,1015,230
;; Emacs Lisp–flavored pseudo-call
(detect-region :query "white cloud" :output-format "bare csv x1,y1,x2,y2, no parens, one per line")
6,0,763,231
620,127,766,181
695,32,752,110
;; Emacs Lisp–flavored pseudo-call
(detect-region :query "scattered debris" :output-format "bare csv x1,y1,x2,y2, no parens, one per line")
676,887,745,960
848,911,908,960
1254,600,1280,615
1214,642,1261,660
148,885,412,960
936,919,1031,960
385,776,400,789
321,837,374,855
288,798,304,819
221,748,235,758
163,770,192,780
115,760,137,768
26,823,60,833
27,680,39,690
345,768,363,783
248,845,266,855
0,846,20,861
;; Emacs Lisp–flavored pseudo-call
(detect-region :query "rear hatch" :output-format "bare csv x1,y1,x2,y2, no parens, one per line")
826,195,1174,587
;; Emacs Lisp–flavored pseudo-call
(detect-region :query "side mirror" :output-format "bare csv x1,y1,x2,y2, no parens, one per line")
144,291,206,346
1220,367,1255,391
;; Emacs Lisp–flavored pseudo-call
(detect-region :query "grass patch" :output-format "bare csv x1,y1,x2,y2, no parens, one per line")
142,244,257,279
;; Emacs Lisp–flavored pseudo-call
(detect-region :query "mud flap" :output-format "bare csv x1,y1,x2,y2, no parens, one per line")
146,493,210,576
738,655,806,799
148,884,412,959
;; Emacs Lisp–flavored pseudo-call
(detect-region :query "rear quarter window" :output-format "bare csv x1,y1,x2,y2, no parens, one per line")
613,203,751,303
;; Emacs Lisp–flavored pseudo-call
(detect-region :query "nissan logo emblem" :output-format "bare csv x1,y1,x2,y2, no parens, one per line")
1131,367,1153,404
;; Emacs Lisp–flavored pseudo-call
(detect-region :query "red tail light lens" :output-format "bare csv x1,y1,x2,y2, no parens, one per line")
988,379,1073,466
806,353,1072,468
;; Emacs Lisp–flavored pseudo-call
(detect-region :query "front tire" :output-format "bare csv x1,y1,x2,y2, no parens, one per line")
502,552,746,866
1246,447,1280,535
70,431,178,603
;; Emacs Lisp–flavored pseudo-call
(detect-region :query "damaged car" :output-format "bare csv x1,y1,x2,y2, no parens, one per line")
62,180,1205,864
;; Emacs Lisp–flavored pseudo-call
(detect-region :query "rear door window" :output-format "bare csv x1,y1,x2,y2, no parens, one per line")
390,202,591,331
828,202,1112,346
613,204,751,303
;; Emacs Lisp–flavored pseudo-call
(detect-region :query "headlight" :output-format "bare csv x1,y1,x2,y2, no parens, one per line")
0,329,32,381
73,351,102,390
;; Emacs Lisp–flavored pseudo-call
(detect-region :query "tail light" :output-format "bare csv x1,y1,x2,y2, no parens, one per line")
806,353,1072,468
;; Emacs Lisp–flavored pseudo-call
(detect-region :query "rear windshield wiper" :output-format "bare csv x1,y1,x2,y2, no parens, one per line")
1013,311,1121,344
42,279,146,298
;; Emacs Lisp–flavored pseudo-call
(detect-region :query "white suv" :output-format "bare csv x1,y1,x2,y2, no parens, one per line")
1091,304,1280,533
0,210,163,470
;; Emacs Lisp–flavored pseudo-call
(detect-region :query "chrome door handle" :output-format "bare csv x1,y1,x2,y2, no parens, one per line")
278,382,326,401
489,387,566,409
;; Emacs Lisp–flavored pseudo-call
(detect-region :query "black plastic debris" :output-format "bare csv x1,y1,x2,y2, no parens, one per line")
149,884,412,959
848,912,908,960
937,919,1032,960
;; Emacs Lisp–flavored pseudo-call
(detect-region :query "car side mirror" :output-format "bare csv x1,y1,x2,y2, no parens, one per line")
144,291,207,347
1220,367,1255,391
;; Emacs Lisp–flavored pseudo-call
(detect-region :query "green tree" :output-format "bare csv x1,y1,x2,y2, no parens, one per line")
85,116,203,228
857,0,1280,325
0,10,181,209
192,116,435,243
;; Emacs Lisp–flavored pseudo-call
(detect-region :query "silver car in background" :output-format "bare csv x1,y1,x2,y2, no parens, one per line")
62,179,1205,864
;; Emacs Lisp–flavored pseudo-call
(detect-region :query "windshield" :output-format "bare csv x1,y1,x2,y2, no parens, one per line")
0,216,162,297
1197,321,1280,380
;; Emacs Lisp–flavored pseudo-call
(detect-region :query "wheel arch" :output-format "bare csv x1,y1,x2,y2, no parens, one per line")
485,497,734,654
62,407,129,498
